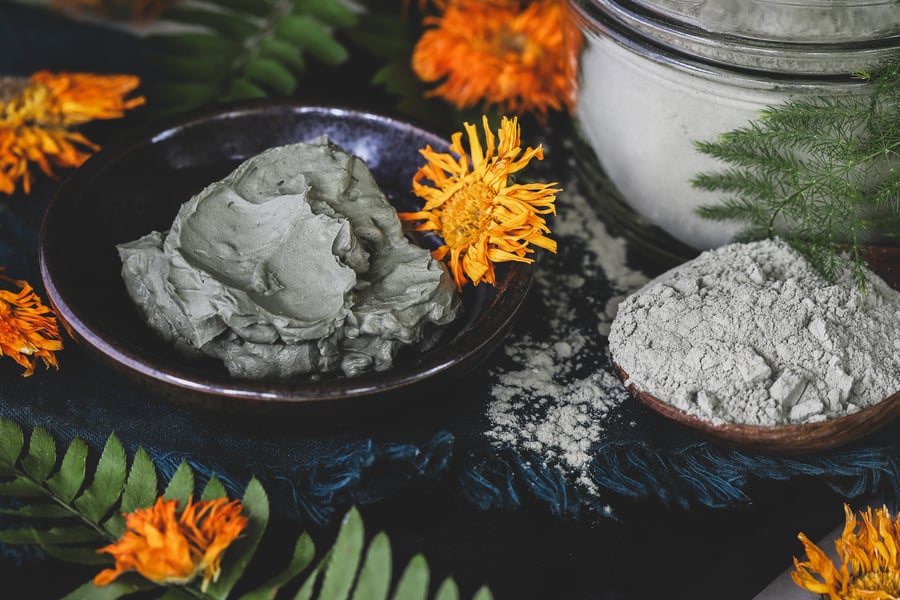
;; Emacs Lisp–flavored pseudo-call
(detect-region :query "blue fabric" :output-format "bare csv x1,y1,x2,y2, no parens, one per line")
1,3,899,562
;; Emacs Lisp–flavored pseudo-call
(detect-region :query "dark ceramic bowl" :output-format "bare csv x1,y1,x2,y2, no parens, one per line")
613,246,900,455
39,101,534,419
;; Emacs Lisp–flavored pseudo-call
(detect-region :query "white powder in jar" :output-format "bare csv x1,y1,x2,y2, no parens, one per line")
608,239,900,426
572,22,874,251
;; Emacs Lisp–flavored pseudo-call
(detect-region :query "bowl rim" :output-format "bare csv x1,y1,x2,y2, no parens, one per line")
38,100,535,406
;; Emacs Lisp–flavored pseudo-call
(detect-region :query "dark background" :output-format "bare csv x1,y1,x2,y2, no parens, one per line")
0,3,869,598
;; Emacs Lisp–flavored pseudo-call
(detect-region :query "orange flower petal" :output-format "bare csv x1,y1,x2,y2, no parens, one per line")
412,0,581,120
399,115,558,289
0,71,144,195
0,273,62,376
95,496,248,590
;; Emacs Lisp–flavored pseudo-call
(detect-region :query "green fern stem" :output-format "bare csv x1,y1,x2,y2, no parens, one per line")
229,0,295,82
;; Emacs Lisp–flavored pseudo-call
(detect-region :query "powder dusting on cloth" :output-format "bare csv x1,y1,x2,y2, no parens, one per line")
609,238,900,426
484,175,648,492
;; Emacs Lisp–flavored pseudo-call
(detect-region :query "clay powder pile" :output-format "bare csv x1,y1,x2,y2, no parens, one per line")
609,238,900,426
485,177,647,492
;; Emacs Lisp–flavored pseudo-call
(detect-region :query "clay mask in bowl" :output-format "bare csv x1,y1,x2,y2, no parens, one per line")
39,101,535,420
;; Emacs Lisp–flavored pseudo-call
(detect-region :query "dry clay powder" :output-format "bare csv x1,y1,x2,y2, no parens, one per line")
609,239,900,426
485,175,648,493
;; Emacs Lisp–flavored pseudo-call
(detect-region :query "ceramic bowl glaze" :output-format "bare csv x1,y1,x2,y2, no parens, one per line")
39,102,534,419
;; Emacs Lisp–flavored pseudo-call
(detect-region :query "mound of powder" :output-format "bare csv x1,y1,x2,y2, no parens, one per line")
608,238,900,426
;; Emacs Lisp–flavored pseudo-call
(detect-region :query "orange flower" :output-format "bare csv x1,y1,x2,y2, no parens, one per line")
95,496,248,592
399,115,558,289
0,272,62,377
411,0,580,121
792,503,900,599
0,71,144,195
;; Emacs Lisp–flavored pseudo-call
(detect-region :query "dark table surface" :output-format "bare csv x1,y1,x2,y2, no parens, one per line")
0,3,890,599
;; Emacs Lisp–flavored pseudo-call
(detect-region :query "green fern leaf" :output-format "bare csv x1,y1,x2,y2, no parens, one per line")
46,436,88,504
351,531,391,600
164,461,195,505
152,55,232,85
61,577,152,600
146,32,241,57
693,57,900,288
292,0,358,28
245,56,298,95
240,532,317,600
120,447,158,514
276,15,349,65
0,418,24,471
200,475,228,501
21,426,56,483
0,502,72,518
25,523,105,545
346,13,416,62
471,587,494,600
0,476,45,496
433,578,460,600
213,0,278,16
157,588,198,600
320,506,365,600
222,78,269,101
293,552,328,600
0,527,41,544
160,5,258,40
37,540,111,565
144,82,220,116
259,37,307,74
73,434,126,525
391,554,429,600
206,477,269,599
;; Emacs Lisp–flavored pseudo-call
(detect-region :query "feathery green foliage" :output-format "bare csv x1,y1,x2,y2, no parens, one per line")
0,418,491,600
692,58,900,289
144,0,357,115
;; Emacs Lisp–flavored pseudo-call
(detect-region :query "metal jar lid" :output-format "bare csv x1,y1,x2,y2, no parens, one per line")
569,0,900,76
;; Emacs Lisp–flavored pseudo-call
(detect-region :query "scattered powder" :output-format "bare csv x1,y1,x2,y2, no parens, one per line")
484,174,648,493
609,238,900,426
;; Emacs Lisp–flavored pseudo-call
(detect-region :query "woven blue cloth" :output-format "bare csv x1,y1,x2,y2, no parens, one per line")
1,2,899,562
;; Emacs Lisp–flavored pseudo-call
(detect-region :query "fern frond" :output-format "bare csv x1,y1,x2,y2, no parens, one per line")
0,420,490,600
693,56,900,288
145,0,356,115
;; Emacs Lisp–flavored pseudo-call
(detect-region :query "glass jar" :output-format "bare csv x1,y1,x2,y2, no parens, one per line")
567,0,900,257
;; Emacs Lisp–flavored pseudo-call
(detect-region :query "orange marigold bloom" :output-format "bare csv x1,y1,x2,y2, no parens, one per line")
0,71,144,195
399,115,558,289
411,0,580,121
792,503,900,599
95,496,248,592
0,272,62,377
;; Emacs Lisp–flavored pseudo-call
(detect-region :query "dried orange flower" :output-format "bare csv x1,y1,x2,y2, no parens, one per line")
0,272,62,377
0,71,144,195
411,0,580,120
792,503,900,599
399,115,558,289
95,496,248,592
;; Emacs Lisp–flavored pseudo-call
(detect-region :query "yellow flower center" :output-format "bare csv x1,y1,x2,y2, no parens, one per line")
442,182,495,249
493,27,526,56
849,569,900,598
